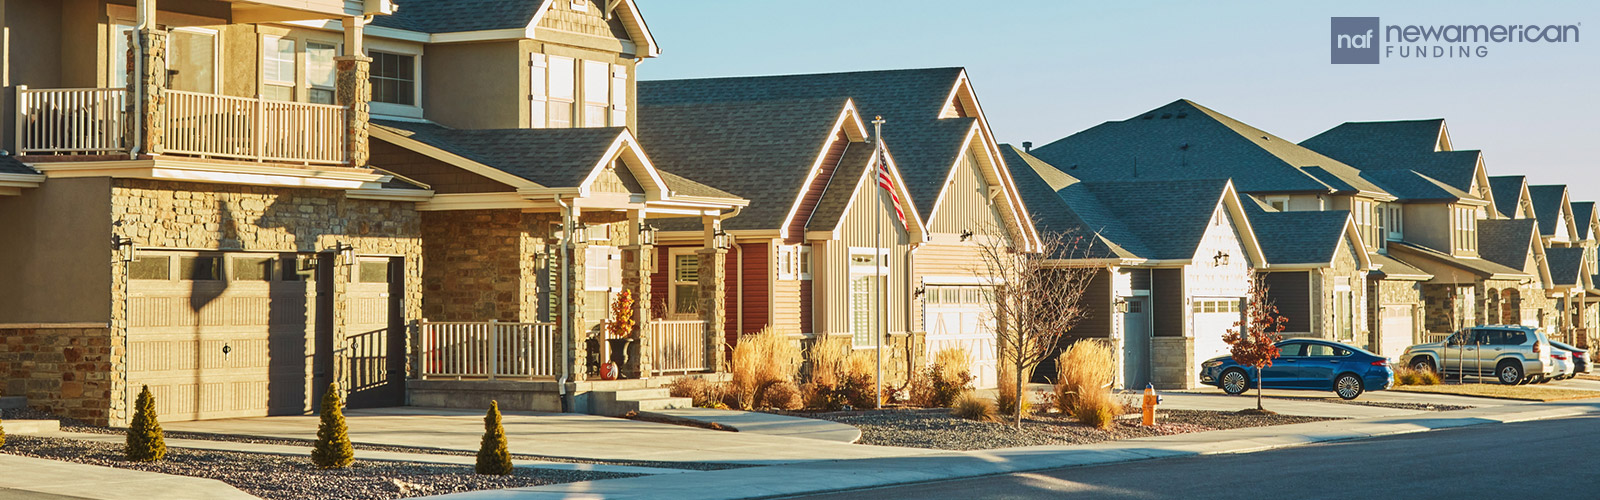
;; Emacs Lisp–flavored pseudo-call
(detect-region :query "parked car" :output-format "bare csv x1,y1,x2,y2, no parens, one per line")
1550,340,1588,375
1402,325,1552,385
1200,339,1393,400
1547,349,1573,382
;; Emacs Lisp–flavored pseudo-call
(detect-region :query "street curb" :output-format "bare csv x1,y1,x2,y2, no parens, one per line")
424,400,1600,500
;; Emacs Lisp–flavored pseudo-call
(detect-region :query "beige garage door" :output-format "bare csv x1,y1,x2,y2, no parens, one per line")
1379,305,1415,358
126,252,318,421
923,285,997,389
1192,298,1243,379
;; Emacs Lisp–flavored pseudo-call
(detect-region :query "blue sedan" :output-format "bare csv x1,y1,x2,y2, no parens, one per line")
1199,339,1394,400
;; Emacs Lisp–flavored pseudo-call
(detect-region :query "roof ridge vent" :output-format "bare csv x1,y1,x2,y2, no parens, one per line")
1160,113,1173,119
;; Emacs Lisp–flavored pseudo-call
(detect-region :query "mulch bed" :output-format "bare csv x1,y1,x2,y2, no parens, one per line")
1,435,638,500
774,408,1335,451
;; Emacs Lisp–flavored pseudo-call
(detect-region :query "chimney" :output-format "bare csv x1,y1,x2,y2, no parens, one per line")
1022,141,1033,152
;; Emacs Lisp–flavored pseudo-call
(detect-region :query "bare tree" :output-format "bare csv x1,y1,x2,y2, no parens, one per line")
973,223,1098,428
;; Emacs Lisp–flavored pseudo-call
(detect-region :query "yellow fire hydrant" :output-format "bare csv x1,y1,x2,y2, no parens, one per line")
1142,383,1158,426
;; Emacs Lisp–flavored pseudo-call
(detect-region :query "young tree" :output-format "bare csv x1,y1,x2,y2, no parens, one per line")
1224,274,1288,411
973,224,1098,428
311,383,354,468
476,401,513,475
125,385,165,461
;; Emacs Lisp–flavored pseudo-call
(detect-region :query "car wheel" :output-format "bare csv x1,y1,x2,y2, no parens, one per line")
1410,358,1435,374
1335,374,1364,400
1497,362,1524,385
1221,369,1249,395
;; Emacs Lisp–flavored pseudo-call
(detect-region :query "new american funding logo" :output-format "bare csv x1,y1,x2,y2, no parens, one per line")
1330,17,1580,64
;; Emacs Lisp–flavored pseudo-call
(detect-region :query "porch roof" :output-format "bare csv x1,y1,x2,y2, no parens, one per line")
374,120,625,189
0,156,37,176
1388,241,1529,281
1369,252,1433,281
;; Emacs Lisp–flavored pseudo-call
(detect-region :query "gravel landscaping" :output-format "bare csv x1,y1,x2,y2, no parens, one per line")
1,435,637,500
1270,397,1474,412
776,408,1335,451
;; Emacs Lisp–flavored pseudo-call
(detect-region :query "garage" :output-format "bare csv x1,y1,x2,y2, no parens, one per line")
1379,305,1415,358
1191,297,1242,377
923,285,997,388
126,251,320,421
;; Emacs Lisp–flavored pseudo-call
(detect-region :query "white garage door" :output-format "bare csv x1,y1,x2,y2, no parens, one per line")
126,252,318,421
1379,305,1415,358
1192,298,1242,379
923,285,997,389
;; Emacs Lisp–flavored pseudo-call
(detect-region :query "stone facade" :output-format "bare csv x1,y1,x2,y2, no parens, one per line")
0,325,116,425
108,179,422,425
126,29,167,155
336,55,372,167
1151,336,1194,389
698,247,728,372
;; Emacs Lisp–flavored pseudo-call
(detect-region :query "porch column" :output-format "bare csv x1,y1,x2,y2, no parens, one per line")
699,216,728,372
624,209,653,378
565,229,590,382
126,15,167,156
337,16,372,167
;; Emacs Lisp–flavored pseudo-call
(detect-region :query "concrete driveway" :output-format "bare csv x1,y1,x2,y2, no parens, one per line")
161,407,932,465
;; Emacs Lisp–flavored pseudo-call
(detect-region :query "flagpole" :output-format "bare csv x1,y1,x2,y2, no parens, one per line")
872,115,885,409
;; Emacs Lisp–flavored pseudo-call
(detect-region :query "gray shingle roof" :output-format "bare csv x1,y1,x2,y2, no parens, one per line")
641,67,970,221
374,119,625,188
1488,176,1527,218
1546,247,1586,286
1029,99,1383,196
1527,185,1569,236
1573,202,1595,241
1369,252,1432,280
370,0,545,33
804,143,878,232
636,97,850,231
1476,219,1538,271
1074,178,1233,261
1001,144,1129,260
1360,169,1469,202
1389,241,1527,278
655,170,739,200
1300,119,1447,157
1242,203,1351,265
0,156,39,175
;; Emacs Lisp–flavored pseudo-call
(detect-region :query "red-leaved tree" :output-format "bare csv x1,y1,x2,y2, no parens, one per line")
1223,274,1288,411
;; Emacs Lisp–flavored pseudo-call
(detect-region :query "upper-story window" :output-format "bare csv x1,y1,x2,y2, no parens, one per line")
1453,206,1477,253
371,51,416,106
583,60,611,127
306,42,338,104
168,28,219,93
1385,204,1404,241
531,54,626,129
1264,196,1289,211
262,36,296,101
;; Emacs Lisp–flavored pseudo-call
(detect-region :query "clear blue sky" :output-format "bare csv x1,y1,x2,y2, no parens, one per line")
634,0,1599,202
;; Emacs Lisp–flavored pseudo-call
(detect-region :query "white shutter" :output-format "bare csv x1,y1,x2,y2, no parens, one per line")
608,248,623,289
585,246,609,291
529,53,548,128
611,64,628,126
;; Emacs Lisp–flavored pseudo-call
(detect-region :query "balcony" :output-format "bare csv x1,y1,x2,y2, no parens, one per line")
16,86,348,166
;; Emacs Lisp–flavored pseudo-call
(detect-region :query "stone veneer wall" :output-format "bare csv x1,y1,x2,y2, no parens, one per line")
1151,336,1194,389
0,324,116,425
108,179,422,425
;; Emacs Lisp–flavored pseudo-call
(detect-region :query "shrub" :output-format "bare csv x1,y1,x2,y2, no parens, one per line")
807,335,851,389
475,401,512,475
1054,340,1116,414
730,327,802,410
910,348,974,408
666,376,728,409
1392,365,1440,386
761,381,803,410
311,383,354,469
839,350,880,409
995,367,1032,418
124,385,165,462
1073,387,1119,430
1,415,6,448
950,392,997,422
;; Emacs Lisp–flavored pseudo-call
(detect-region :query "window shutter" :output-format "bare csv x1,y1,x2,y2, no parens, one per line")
610,64,628,125
529,53,548,128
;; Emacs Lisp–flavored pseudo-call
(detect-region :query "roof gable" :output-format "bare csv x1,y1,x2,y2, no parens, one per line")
1528,184,1575,239
1301,119,1450,157
1488,175,1530,218
1546,246,1588,287
371,0,659,55
1573,201,1597,241
1477,219,1540,271
1243,204,1357,266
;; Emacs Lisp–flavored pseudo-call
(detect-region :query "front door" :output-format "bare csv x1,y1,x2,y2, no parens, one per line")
1121,298,1151,389
344,257,406,408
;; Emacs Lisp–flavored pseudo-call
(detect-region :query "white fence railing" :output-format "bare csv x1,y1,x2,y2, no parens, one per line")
15,86,128,154
420,321,559,380
650,320,709,374
164,90,347,165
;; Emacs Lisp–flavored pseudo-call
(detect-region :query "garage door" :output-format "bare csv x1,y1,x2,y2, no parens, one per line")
126,252,318,421
1192,298,1242,379
1379,305,1415,358
923,285,997,389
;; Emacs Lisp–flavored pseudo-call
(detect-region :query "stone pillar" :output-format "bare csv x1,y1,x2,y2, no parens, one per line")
623,210,653,378
336,54,371,167
565,238,590,381
126,28,167,156
698,247,728,372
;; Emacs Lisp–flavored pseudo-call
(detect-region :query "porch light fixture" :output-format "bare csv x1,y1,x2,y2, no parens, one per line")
960,229,974,242
914,284,926,298
111,234,135,263
1114,297,1128,313
571,221,588,242
1213,251,1230,267
639,224,657,246
329,242,356,267
713,228,731,250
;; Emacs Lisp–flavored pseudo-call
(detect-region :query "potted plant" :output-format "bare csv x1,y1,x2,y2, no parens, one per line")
604,290,637,377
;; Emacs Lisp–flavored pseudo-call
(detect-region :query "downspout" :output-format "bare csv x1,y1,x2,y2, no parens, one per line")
128,2,148,159
554,195,572,412
735,238,743,336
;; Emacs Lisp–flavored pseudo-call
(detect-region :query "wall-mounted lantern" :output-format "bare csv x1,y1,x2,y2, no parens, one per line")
640,224,657,246
111,234,135,263
713,228,731,250
960,229,974,242
1213,251,1230,267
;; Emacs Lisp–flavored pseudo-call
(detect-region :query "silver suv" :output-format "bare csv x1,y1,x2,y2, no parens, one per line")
1401,325,1553,385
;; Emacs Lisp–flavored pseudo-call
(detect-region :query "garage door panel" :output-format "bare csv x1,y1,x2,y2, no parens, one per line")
924,284,998,389
1192,298,1243,382
1379,306,1414,358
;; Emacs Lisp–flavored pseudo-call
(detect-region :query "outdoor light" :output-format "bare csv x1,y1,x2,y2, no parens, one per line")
640,224,657,246
960,229,974,242
713,228,731,250
914,285,926,297
111,234,135,263
1213,251,1230,267
1114,297,1129,313
571,221,588,242
329,242,355,267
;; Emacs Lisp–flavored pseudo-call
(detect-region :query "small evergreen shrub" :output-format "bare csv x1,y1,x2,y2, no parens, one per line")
950,392,997,422
475,401,513,475
311,383,354,469
124,385,165,462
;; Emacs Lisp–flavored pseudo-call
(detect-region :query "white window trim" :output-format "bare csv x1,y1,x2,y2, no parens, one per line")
366,42,424,119
571,0,588,12
304,38,343,103
848,247,891,276
169,26,224,94
1264,195,1289,212
799,245,813,281
667,247,701,316
776,245,796,281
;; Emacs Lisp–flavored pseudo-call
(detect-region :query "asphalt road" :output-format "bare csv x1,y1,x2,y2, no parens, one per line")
788,415,1600,500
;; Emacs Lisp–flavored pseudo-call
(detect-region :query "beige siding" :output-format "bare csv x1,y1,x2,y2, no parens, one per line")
424,41,523,129
1403,203,1452,252
929,150,1007,236
817,172,914,337
773,270,802,334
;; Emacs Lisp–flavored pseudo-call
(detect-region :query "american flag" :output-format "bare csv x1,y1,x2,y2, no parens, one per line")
874,143,907,228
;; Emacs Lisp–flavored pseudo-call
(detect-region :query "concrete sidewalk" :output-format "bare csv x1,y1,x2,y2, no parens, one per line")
638,408,861,443
0,454,256,500
428,399,1600,500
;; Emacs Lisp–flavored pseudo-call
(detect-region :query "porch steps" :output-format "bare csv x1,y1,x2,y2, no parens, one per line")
590,387,693,417
1,396,61,434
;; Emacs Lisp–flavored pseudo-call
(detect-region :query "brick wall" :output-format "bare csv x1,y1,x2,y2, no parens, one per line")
0,324,116,425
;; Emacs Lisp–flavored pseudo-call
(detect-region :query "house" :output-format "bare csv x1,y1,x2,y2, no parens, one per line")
1243,203,1382,352
1571,201,1600,348
636,68,1039,389
0,0,416,426
1003,144,1266,390
1528,185,1581,247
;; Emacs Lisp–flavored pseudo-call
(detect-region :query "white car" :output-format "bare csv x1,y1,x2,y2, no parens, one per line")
1546,347,1576,382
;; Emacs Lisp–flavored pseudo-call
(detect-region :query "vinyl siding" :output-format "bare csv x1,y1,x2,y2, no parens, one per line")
790,131,848,242
819,170,913,337
1152,268,1185,338
928,149,1007,236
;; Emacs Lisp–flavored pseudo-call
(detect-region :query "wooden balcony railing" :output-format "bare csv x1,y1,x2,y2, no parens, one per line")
419,320,559,380
650,319,709,374
15,86,128,155
164,90,347,165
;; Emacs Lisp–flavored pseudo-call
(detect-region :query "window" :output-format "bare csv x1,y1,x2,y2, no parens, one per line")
370,50,415,105
262,36,296,101
850,275,879,347
1265,196,1289,212
179,256,223,281
168,28,217,93
583,60,610,127
548,56,576,128
1276,343,1305,357
129,255,171,280
1385,204,1403,241
672,253,699,314
281,254,313,281
111,23,135,88
1306,344,1350,357
359,260,390,283
306,42,338,104
1335,289,1353,341
798,245,812,280
232,256,274,281
1453,206,1477,253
